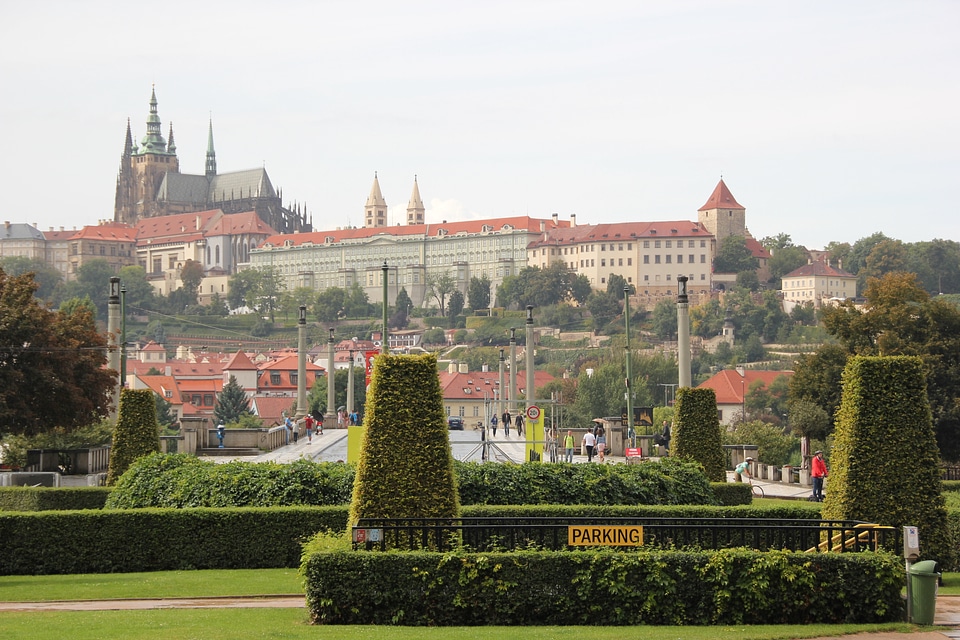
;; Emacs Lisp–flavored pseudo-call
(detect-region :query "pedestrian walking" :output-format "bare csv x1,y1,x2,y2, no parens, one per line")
304,414,314,443
515,413,524,437
491,414,498,437
595,423,606,462
502,410,511,436
582,429,597,463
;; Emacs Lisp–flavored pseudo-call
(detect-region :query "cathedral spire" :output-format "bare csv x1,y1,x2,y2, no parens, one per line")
123,118,133,156
205,118,217,177
139,85,169,154
167,123,177,154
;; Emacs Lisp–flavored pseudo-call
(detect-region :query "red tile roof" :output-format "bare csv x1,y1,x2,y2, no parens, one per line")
698,179,745,211
71,223,137,242
259,216,570,248
697,369,792,405
783,260,855,279
529,220,710,248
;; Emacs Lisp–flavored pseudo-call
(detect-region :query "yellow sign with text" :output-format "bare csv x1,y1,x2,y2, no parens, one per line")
568,525,644,546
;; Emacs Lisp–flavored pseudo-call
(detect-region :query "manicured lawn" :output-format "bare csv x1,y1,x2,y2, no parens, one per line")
0,609,921,640
0,569,302,602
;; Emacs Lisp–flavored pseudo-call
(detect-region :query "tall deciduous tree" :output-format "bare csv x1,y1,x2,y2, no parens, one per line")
447,290,465,318
426,271,456,317
0,269,115,436
713,236,759,274
467,275,491,311
180,259,204,305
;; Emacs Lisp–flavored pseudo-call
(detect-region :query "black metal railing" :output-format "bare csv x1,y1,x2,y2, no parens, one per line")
352,517,894,554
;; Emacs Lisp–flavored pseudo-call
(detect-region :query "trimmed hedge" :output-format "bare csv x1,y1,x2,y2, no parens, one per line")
0,506,346,575
106,455,719,509
673,387,726,482
104,454,355,509
302,547,904,625
0,503,826,576
0,487,111,511
711,482,751,506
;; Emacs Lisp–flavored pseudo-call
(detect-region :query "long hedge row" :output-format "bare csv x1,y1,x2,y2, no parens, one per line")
0,487,112,511
102,454,721,509
0,503,822,576
0,506,345,575
302,547,904,625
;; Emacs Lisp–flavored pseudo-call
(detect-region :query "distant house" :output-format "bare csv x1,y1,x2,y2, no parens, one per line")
438,362,555,425
697,369,793,426
781,258,857,311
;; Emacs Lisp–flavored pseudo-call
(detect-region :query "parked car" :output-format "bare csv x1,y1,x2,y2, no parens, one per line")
447,417,464,430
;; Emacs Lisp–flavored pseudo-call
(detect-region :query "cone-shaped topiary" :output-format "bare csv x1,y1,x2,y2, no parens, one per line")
349,353,459,544
673,387,726,482
106,388,161,485
823,356,954,568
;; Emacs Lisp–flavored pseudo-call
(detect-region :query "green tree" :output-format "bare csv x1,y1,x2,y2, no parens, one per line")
154,394,178,430
789,344,848,435
673,387,725,482
584,290,620,330
61,259,115,320
606,273,635,296
569,273,593,305
180,259,204,305
146,319,166,345
907,238,960,295
0,270,114,436
467,275,491,311
713,236,758,274
315,287,346,323
0,256,62,302
118,265,156,312
447,289,465,318
349,353,459,545
722,420,798,467
860,239,908,283
426,271,457,317
787,399,831,441
106,389,160,485
344,283,371,318
227,269,260,310
650,298,678,339
822,356,953,568
213,375,253,425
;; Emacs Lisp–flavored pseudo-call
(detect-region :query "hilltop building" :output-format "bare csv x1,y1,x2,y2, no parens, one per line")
780,258,857,311
113,87,310,235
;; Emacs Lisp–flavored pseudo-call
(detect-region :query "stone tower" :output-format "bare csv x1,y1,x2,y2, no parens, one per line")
114,87,180,225
364,172,388,228
406,176,425,225
697,179,745,246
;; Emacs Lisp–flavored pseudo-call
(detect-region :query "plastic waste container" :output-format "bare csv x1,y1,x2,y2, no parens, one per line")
909,560,940,625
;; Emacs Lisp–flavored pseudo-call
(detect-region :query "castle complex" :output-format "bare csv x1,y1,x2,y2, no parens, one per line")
113,88,310,235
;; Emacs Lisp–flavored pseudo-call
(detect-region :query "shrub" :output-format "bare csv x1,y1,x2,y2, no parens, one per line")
673,387,726,481
722,420,798,467
349,354,459,539
106,389,160,485
302,547,903,625
822,356,955,569
711,482,751,506
0,487,112,511
0,506,345,575
105,453,354,509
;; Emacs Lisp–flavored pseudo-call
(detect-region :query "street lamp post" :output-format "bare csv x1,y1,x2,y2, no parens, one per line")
296,305,307,418
326,328,336,426
736,365,746,422
624,285,634,441
107,277,121,417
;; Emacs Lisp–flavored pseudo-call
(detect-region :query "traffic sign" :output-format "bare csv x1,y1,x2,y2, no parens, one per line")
526,405,541,421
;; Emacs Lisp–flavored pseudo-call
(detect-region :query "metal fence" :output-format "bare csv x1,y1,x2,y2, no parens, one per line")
352,517,894,554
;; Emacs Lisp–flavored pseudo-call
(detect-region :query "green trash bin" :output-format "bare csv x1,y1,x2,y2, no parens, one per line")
909,560,940,625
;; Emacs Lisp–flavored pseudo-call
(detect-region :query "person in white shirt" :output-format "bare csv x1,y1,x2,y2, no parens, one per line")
582,429,597,462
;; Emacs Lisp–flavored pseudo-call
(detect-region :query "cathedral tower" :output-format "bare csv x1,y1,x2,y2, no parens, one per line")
114,87,180,225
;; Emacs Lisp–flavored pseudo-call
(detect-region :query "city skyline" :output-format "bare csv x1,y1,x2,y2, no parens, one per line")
1,1,957,250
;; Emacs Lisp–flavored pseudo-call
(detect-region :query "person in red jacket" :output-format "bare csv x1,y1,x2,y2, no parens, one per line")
811,450,828,502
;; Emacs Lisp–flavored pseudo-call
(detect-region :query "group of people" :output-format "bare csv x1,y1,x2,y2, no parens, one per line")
337,409,360,427
282,414,324,444
734,450,829,502
575,424,608,463
489,410,524,437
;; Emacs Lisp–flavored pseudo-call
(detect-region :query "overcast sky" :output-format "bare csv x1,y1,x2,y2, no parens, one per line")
2,1,957,250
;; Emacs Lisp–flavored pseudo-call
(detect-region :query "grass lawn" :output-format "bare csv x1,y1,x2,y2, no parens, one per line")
0,569,303,602
0,609,921,640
